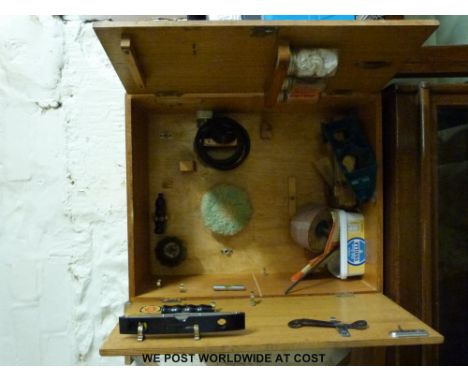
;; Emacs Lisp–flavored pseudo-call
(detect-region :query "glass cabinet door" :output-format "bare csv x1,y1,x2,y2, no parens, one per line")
436,105,468,365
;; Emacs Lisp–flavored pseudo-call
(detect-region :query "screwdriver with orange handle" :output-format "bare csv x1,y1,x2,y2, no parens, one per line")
284,218,339,295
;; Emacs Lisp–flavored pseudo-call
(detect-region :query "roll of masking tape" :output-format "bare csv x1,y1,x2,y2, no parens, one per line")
290,204,334,254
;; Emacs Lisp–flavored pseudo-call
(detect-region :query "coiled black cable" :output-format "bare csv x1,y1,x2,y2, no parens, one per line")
194,117,250,171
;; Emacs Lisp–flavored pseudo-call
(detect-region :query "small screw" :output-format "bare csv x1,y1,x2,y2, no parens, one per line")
156,279,162,288
159,131,173,139
179,283,187,293
249,291,257,306
220,248,233,256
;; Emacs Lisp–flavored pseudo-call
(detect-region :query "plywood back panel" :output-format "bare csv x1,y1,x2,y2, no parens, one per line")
144,105,381,281
148,112,326,276
94,20,438,95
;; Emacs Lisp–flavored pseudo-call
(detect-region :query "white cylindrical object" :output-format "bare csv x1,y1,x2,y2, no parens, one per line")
289,49,338,78
327,210,366,279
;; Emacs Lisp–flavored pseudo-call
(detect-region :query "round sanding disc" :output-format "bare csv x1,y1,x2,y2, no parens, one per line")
201,184,252,236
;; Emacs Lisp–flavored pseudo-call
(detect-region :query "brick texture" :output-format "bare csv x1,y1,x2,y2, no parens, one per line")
0,16,127,365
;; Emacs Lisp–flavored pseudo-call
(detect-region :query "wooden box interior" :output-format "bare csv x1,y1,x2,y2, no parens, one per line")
126,94,382,301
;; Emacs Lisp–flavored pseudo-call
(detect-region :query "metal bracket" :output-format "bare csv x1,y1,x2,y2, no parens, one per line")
193,324,200,340
336,324,351,337
329,317,350,337
389,326,429,338
213,284,246,291
137,322,146,342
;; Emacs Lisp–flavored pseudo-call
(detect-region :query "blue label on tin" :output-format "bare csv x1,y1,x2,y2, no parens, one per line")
347,238,366,266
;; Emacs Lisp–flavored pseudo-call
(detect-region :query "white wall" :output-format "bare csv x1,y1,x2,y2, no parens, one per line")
0,16,127,365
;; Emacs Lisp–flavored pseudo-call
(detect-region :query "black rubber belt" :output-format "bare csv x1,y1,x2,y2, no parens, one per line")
194,117,250,171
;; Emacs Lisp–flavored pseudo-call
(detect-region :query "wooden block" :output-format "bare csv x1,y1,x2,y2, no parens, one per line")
121,36,145,89
265,41,291,108
179,160,196,173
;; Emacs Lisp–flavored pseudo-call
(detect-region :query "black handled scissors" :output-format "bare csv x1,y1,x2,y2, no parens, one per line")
288,318,368,337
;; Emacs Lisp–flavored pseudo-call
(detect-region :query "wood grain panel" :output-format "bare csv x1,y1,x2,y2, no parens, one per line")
147,112,328,277
126,96,152,298
100,293,443,356
94,20,438,95
134,273,376,301
145,107,381,284
397,45,468,78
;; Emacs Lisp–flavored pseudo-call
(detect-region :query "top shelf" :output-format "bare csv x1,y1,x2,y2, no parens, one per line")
94,20,438,96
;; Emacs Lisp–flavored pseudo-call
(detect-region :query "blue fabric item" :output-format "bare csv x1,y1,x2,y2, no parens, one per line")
262,15,355,21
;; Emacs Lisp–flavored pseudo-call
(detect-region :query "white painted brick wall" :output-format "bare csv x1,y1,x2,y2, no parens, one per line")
0,16,127,365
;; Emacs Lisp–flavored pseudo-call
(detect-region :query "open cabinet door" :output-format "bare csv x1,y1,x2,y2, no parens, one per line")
93,20,439,95
100,294,442,356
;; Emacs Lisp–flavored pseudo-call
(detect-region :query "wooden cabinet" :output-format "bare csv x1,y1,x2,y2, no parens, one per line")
93,20,444,361
383,84,468,365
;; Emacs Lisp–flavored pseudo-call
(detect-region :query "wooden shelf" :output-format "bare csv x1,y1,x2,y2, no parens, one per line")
101,293,443,356
134,272,376,301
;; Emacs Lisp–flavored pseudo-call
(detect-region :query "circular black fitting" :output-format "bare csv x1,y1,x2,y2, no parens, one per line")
194,117,250,171
155,237,187,267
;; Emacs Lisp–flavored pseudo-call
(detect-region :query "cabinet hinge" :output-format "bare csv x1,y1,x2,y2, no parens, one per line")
250,26,279,37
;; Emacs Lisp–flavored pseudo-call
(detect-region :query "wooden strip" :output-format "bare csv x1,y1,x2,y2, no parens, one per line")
136,273,376,300
397,45,468,78
121,36,145,89
130,92,376,113
251,272,263,298
426,83,468,94
125,95,137,299
418,84,436,329
126,96,152,299
419,85,441,365
265,42,291,107
94,19,440,29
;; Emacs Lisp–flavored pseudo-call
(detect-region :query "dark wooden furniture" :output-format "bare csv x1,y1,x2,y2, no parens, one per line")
383,84,468,365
